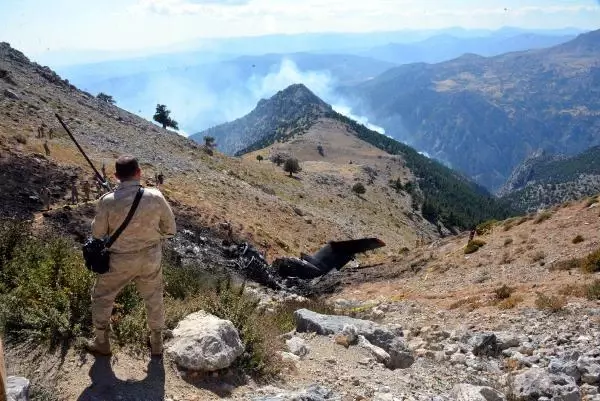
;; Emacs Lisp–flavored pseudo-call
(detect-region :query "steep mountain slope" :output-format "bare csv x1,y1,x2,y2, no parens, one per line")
192,84,333,155
359,33,575,64
346,29,600,191
499,147,600,212
227,84,514,229
0,42,435,262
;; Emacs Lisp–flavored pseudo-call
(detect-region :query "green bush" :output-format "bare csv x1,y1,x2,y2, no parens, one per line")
464,239,486,254
0,226,94,347
352,182,366,195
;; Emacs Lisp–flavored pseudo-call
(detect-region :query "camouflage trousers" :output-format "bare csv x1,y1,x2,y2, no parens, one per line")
91,244,164,331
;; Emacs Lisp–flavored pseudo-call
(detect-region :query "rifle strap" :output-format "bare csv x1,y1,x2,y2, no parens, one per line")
106,188,144,248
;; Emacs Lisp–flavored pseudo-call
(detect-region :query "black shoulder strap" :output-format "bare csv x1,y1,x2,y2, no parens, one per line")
106,188,144,248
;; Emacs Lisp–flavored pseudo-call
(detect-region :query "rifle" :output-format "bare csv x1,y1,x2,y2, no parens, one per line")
55,114,112,191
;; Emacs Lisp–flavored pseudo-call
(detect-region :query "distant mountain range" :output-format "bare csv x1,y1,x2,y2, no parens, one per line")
194,83,513,229
345,29,600,191
500,147,600,212
356,33,575,64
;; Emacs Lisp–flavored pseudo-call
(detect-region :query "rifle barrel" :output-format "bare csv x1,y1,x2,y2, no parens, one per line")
55,114,111,191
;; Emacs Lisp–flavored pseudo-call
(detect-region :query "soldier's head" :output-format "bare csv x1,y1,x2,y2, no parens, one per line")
115,155,141,182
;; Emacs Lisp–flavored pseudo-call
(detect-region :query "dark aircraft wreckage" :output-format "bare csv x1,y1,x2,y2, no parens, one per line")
273,238,386,279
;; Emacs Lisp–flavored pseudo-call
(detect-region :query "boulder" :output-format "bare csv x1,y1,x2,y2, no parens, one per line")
576,357,600,384
294,309,400,351
468,333,499,357
386,338,415,369
511,368,580,401
548,359,581,382
286,337,309,358
358,335,391,365
451,384,506,401
496,332,523,350
166,311,244,371
6,376,30,401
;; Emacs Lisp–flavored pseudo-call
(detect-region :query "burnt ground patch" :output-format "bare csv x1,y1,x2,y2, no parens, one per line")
0,151,80,219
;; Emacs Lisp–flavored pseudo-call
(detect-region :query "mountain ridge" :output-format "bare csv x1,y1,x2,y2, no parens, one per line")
345,28,600,191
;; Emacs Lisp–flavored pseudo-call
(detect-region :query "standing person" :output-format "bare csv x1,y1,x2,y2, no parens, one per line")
40,186,51,211
157,171,164,187
82,180,91,202
70,178,79,204
43,140,50,156
87,155,176,356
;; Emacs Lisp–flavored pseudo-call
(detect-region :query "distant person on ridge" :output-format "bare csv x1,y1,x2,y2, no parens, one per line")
87,155,176,356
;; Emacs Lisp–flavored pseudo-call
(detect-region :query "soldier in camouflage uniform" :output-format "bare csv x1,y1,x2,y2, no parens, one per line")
87,155,176,356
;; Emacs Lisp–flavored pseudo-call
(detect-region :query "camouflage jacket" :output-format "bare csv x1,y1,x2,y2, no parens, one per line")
92,180,176,254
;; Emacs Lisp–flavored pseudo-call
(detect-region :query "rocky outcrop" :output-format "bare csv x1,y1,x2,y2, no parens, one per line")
294,309,401,351
166,311,244,371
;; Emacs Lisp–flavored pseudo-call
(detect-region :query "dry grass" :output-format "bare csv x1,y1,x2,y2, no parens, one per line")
530,251,546,263
558,284,588,298
503,238,513,246
582,248,600,273
497,295,524,310
584,197,599,208
448,296,482,311
587,280,600,300
533,211,553,224
500,251,514,265
535,292,566,312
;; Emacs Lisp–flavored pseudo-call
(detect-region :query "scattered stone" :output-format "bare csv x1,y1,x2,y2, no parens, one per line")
576,357,600,384
358,335,391,365
166,311,244,371
451,384,506,401
286,336,310,358
510,368,580,401
6,376,30,401
252,384,341,401
548,359,581,382
3,88,19,100
468,333,499,357
386,338,415,370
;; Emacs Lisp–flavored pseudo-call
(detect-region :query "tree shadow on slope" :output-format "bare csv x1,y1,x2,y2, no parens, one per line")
77,356,165,401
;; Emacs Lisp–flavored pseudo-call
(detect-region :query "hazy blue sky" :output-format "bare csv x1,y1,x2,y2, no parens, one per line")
2,0,599,57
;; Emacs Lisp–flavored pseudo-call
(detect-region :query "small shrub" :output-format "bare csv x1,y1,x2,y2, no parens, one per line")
551,258,581,271
559,284,587,298
270,153,288,166
497,295,524,310
587,280,600,300
582,248,600,273
465,239,486,254
535,292,566,312
572,235,584,244
256,155,264,163
13,133,27,144
533,211,553,224
494,284,515,300
530,251,546,263
352,182,366,195
476,220,498,236
449,296,481,310
504,238,513,246
584,197,598,207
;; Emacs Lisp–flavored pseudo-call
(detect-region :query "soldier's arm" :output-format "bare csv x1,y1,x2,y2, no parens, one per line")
91,197,109,239
158,193,176,238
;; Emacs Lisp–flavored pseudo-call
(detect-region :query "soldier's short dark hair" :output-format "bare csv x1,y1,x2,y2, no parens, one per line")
115,155,140,180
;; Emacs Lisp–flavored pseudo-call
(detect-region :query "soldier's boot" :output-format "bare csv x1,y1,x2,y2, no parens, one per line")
85,328,111,356
149,330,163,356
